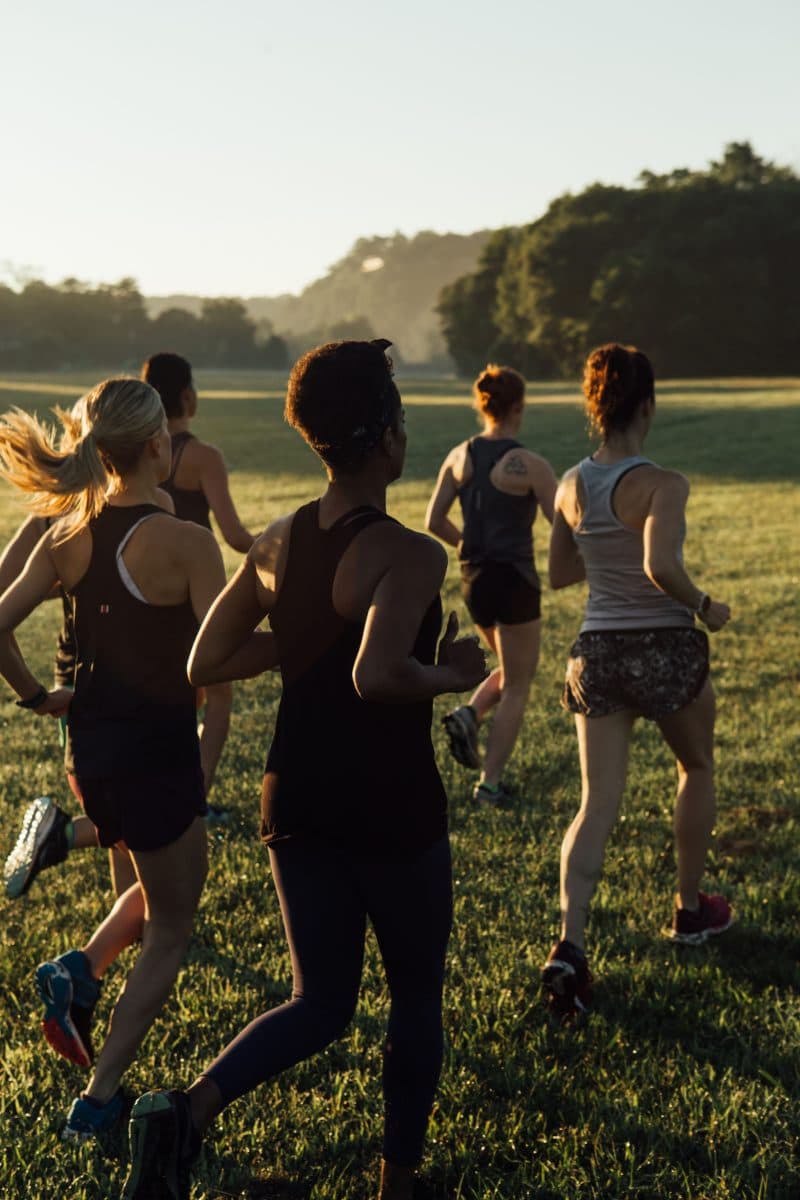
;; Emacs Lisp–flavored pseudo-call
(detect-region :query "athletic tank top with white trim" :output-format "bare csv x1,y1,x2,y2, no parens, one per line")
65,504,201,777
576,455,694,633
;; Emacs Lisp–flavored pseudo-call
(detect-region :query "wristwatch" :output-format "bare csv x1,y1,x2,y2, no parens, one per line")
694,593,712,620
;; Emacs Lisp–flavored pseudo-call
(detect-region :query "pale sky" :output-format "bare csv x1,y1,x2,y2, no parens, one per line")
2,0,798,298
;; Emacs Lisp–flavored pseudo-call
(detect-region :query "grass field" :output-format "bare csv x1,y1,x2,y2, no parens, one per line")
0,370,798,1200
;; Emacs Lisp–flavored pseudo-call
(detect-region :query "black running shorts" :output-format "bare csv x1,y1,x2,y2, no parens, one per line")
69,764,207,851
460,561,541,628
562,627,709,720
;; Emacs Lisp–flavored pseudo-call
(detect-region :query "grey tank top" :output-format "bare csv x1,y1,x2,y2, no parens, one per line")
458,437,539,587
576,455,694,633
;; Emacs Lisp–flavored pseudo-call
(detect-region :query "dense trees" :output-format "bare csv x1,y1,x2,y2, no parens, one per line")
437,144,800,378
0,280,288,371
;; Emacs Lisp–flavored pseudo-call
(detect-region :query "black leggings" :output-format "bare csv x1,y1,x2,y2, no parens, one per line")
205,835,453,1167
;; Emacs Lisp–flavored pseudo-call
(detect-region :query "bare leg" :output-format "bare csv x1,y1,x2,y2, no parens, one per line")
657,679,716,912
480,619,541,789
83,879,145,978
70,816,99,849
85,817,207,1103
187,1073,224,1134
109,844,137,897
560,711,634,950
468,627,500,720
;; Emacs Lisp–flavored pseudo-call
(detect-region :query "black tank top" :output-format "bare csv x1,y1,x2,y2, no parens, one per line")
46,518,77,687
162,432,212,528
458,436,539,587
65,505,201,778
262,500,447,857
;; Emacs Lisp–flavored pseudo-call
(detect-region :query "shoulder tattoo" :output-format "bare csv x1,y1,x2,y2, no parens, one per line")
503,454,527,476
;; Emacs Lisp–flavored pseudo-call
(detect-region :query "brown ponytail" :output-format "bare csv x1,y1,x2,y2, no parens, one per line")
583,344,654,439
472,364,525,423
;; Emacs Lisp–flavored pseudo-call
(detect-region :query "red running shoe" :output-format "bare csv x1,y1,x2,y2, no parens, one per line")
665,891,735,945
541,939,592,1020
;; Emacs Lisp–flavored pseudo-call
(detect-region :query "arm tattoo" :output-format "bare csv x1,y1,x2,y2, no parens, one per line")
504,454,527,476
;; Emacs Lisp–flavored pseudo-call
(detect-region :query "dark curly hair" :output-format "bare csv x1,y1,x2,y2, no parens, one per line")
583,344,654,439
285,340,400,474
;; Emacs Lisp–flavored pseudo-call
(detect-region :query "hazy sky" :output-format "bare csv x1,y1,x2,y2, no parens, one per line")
2,0,798,298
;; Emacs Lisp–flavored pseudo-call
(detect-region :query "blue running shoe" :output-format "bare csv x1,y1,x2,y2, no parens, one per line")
62,1089,128,1143
35,949,100,1068
123,1091,201,1200
4,797,70,899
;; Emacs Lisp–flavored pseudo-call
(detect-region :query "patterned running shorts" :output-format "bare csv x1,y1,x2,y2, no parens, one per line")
562,627,709,720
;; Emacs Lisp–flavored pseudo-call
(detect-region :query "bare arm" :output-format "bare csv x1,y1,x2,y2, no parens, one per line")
548,476,586,589
188,553,279,686
643,474,730,631
197,682,231,794
0,516,48,593
424,454,462,549
528,454,558,524
353,534,486,702
0,531,71,714
201,446,254,553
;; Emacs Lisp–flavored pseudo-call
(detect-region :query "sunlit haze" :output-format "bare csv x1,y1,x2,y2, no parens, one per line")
3,0,798,297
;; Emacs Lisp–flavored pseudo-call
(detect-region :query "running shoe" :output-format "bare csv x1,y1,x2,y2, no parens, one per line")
62,1089,128,1143
35,949,100,1068
442,705,480,769
4,797,70,899
122,1090,201,1200
664,892,735,945
473,780,513,806
541,939,593,1020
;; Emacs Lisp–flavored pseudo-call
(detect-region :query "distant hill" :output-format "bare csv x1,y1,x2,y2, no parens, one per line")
146,229,491,366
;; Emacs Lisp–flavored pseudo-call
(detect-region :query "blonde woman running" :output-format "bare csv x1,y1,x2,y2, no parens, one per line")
542,344,733,1020
426,365,557,803
0,379,224,1140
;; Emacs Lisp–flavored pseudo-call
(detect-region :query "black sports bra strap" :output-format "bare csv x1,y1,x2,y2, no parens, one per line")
327,504,393,533
168,434,192,485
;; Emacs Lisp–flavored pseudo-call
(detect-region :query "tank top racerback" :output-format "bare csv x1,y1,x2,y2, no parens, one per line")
262,499,447,857
457,437,539,587
162,432,212,528
575,455,694,633
65,504,201,778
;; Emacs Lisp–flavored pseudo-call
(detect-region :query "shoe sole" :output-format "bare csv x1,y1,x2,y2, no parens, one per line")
4,798,57,899
541,960,591,1017
442,712,480,769
123,1092,185,1200
663,910,736,945
35,961,92,1069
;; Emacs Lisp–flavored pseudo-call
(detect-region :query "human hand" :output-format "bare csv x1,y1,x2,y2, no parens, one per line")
33,687,73,718
702,600,731,633
437,612,488,690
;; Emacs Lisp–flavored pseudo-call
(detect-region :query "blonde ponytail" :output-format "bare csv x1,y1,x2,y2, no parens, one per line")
0,378,164,540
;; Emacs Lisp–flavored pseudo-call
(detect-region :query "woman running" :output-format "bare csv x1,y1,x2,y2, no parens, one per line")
426,364,557,803
141,351,253,550
0,378,225,1139
122,340,487,1200
542,343,733,1020
1,485,227,899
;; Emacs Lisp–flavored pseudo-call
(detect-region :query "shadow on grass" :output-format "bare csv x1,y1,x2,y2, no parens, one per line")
593,932,800,1091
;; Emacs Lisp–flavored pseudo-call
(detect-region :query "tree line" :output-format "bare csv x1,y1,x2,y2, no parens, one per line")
0,280,289,371
437,144,800,378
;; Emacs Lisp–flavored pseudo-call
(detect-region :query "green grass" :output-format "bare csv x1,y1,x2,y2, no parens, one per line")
0,371,798,1199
